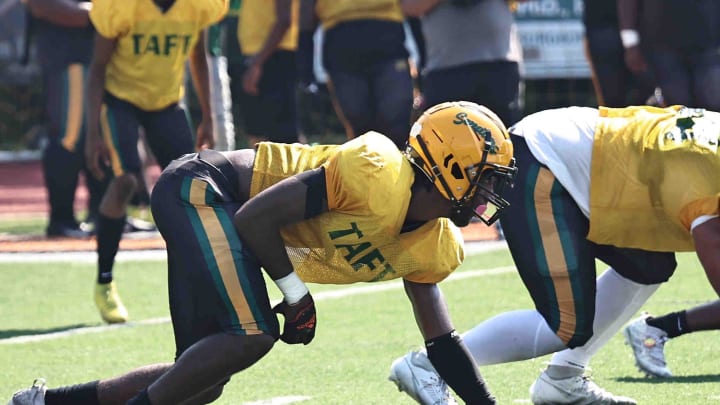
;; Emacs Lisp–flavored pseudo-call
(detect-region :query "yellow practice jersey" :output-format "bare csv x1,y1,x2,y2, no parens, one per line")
315,0,403,30
250,132,465,284
239,0,299,55
589,105,720,251
90,0,228,111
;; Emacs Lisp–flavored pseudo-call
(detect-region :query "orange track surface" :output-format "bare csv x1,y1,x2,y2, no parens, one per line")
0,160,497,253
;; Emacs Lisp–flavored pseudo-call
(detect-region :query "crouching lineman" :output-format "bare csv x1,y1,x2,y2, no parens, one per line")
389,105,720,404
8,101,516,405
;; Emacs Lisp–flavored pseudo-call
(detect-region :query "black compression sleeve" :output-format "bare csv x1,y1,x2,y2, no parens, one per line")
298,167,327,219
425,331,496,405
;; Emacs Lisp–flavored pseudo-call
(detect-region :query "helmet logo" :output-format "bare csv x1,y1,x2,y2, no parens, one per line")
453,112,499,154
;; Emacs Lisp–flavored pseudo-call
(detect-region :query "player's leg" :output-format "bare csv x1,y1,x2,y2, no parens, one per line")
140,103,195,171
463,134,597,360
691,46,720,111
645,48,692,106
139,157,279,404
93,93,145,323
248,50,300,144
371,54,413,149
549,247,673,377
322,23,376,142
41,63,88,238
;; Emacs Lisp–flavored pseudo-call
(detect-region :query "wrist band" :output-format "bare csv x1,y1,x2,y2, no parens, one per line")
275,272,309,305
620,29,640,48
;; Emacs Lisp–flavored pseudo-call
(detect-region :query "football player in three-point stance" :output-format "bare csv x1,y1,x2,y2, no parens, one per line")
390,105,720,405
8,101,516,405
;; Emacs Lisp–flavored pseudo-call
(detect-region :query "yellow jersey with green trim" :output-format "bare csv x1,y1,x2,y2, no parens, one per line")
315,0,403,30
249,132,465,284
589,105,720,251
239,0,299,55
90,0,228,111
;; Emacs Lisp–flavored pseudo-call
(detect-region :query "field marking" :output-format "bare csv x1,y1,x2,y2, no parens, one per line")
242,396,311,405
0,265,515,345
0,241,509,263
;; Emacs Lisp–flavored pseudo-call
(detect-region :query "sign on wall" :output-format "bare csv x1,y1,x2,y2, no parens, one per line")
515,0,591,79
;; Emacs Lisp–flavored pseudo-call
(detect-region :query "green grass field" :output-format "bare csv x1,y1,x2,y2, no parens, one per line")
1,247,718,404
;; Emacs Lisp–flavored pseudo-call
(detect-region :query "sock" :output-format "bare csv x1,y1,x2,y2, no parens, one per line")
647,310,689,338
462,309,565,366
545,365,584,379
127,388,152,405
42,141,81,225
548,268,659,369
45,380,100,405
96,214,126,284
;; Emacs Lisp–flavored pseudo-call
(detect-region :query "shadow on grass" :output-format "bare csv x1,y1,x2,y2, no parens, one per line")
616,374,720,384
0,324,97,340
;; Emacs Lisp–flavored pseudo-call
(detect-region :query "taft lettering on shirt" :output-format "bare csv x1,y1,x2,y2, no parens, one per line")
328,222,397,281
132,34,193,55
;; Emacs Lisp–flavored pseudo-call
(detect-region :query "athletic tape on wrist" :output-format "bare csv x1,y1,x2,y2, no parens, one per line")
275,272,309,305
620,29,640,48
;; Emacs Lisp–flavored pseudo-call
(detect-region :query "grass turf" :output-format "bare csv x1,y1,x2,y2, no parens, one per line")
1,249,718,404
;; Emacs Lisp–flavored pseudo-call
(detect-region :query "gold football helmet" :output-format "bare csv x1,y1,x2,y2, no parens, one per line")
405,101,516,226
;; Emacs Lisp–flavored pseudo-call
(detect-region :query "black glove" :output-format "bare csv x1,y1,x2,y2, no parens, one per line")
273,293,317,345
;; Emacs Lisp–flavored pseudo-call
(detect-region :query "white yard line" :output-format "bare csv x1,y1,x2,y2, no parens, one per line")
242,396,311,405
0,241,508,263
0,264,515,345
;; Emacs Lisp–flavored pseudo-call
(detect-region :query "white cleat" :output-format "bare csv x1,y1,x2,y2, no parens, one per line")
388,351,458,405
530,371,636,405
623,313,672,378
7,379,46,405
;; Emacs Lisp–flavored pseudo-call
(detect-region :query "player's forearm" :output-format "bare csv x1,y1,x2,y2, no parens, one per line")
24,0,91,27
249,3,291,68
233,208,296,282
617,0,639,31
189,34,212,120
85,63,106,140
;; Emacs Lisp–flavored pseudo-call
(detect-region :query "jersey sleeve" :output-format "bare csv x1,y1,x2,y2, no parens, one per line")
89,0,134,38
679,195,720,230
401,219,465,284
323,133,406,216
196,0,230,28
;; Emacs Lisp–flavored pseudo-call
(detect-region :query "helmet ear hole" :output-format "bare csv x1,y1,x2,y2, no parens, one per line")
450,162,464,180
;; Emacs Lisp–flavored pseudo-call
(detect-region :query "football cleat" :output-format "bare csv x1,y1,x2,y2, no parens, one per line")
623,313,672,378
530,371,636,405
94,281,129,324
388,350,458,405
7,378,46,405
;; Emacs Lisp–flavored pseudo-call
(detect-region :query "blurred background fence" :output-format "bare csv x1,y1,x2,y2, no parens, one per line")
0,0,596,152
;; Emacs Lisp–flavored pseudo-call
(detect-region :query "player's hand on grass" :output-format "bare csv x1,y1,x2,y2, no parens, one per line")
273,293,317,345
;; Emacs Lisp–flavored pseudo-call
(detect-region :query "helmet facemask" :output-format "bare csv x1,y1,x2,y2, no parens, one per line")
409,132,517,227
459,158,517,226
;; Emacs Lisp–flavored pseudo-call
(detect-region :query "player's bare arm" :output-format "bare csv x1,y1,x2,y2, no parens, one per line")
188,30,214,150
23,0,91,27
692,217,720,296
84,33,116,180
403,279,496,404
403,279,454,339
242,0,293,95
234,168,326,344
234,167,328,282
